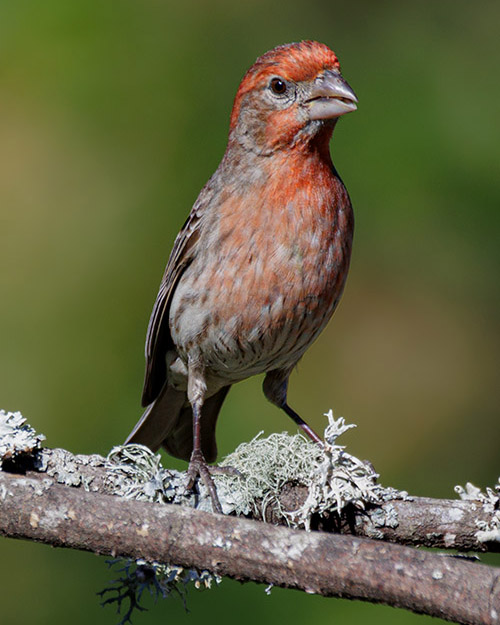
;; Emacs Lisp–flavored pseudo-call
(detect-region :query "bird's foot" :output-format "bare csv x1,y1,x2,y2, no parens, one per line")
186,450,224,514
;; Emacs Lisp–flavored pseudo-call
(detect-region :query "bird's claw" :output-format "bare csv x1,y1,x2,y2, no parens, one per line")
186,450,223,514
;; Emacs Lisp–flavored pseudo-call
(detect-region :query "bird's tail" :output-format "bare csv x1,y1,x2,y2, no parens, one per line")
124,384,231,462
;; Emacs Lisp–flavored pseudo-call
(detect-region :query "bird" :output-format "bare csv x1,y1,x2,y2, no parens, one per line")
125,40,357,512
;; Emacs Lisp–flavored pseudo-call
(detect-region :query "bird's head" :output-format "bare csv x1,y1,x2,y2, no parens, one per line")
229,41,357,156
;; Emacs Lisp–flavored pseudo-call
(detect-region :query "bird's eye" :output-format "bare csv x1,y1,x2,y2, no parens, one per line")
269,78,287,95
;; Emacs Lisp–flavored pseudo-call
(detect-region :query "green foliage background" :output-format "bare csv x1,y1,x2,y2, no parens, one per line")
1,1,498,623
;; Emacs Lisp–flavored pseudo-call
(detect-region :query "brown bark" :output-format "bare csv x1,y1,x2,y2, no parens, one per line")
0,464,499,625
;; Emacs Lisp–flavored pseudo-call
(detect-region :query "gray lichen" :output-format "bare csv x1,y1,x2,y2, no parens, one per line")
105,411,405,530
103,410,404,618
0,406,410,621
215,410,406,529
0,410,45,466
104,445,222,620
105,444,212,509
101,410,411,621
455,479,500,544
99,559,219,625
36,447,105,490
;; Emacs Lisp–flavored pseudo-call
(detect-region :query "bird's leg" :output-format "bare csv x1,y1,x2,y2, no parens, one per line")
186,402,223,514
186,360,223,514
263,369,323,445
281,402,322,444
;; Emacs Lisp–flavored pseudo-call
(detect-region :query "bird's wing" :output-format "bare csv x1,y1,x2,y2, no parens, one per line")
141,206,202,406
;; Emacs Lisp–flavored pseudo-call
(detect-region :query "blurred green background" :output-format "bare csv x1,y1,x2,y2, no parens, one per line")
1,0,499,623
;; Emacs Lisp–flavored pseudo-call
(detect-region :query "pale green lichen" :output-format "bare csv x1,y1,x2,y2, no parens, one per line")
455,479,500,544
105,411,401,527
216,410,404,529
0,410,45,466
106,411,406,529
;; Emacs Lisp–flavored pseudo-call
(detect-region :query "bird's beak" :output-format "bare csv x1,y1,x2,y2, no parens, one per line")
306,70,358,120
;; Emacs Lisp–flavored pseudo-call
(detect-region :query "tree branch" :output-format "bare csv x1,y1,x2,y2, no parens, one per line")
264,483,500,553
15,445,500,553
0,448,499,625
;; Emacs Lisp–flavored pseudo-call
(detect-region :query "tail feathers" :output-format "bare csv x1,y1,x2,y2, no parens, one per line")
163,385,231,463
124,384,186,453
125,384,232,462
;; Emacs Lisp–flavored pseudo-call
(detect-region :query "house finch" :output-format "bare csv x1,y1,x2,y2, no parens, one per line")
126,40,357,512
